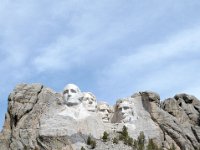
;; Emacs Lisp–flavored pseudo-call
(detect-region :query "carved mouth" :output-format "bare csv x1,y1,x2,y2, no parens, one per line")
102,117,109,120
121,114,129,119
66,101,80,106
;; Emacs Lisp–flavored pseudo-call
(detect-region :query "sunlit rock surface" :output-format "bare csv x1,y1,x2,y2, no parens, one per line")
0,83,200,150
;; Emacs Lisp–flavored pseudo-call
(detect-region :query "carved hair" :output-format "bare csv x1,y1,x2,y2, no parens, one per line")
111,99,135,123
63,84,81,94
82,92,96,102
97,101,111,113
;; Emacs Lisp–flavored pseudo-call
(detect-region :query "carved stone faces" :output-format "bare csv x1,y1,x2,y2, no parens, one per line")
63,84,81,106
115,99,134,123
82,92,97,112
97,102,111,123
62,84,136,124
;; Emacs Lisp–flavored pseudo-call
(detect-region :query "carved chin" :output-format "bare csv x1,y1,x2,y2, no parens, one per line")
87,108,95,112
102,117,109,122
121,116,131,123
66,99,80,106
121,114,131,119
83,104,96,111
85,107,95,112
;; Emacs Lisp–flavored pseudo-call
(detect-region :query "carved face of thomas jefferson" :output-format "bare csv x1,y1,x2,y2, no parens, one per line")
82,92,97,112
63,84,81,106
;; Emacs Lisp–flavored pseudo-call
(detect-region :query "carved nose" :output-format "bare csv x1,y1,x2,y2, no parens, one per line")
89,101,92,104
121,110,125,115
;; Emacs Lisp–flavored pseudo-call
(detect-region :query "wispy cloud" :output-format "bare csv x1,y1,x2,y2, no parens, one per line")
31,0,176,72
97,25,200,101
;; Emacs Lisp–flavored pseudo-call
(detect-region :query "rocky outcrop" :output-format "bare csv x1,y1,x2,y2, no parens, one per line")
138,92,200,150
0,84,200,150
160,94,200,149
0,84,74,150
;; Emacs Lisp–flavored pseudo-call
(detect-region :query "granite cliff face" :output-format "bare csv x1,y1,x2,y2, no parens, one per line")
0,83,200,150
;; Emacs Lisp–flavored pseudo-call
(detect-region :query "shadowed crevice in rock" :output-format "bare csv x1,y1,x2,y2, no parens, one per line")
185,134,197,150
159,124,166,141
37,136,73,150
13,115,17,127
7,96,13,131
162,123,186,149
140,92,152,113
194,105,200,113
191,126,200,143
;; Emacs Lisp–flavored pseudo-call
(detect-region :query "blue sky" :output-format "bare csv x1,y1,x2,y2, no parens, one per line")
1,0,200,129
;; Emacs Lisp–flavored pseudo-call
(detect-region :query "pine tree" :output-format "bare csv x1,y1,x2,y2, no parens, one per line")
87,136,92,145
102,131,109,142
137,131,145,150
169,143,176,150
81,146,86,150
113,137,119,144
122,125,128,138
91,140,96,149
147,139,159,150
127,137,133,146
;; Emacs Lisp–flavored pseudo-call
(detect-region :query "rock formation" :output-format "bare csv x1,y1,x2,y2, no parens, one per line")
0,83,200,150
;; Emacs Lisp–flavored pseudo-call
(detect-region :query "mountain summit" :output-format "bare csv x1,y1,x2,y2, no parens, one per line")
0,83,200,150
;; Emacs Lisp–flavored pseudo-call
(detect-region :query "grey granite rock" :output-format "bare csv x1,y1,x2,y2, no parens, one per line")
0,84,200,150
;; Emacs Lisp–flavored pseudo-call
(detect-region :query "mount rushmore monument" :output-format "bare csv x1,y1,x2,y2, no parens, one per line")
0,83,200,150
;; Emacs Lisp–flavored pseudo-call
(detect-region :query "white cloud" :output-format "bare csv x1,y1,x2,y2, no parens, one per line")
97,25,200,100
31,0,169,72
2,0,197,74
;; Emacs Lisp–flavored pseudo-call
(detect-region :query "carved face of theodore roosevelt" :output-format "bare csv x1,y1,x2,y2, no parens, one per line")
63,84,81,106
97,102,111,123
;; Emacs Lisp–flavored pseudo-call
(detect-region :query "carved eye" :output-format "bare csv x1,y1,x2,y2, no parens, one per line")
100,109,105,112
123,106,129,110
71,89,77,93
63,90,69,94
